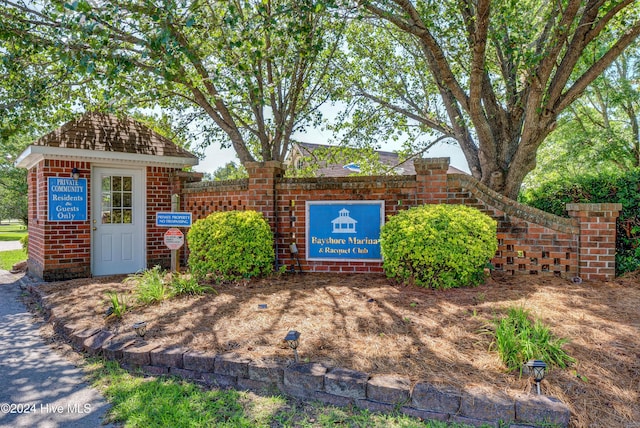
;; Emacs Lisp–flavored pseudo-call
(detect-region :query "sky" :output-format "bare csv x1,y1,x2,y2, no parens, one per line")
191,117,471,175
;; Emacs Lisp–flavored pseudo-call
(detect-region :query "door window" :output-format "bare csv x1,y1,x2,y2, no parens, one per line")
101,175,133,224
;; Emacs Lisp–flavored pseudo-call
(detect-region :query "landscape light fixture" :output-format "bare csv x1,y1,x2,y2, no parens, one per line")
133,321,147,338
71,167,80,180
526,359,547,395
284,330,301,362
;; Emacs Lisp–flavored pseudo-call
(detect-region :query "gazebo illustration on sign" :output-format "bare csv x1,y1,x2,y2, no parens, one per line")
331,208,357,234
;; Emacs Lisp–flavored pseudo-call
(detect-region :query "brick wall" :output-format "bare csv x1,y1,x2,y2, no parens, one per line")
447,174,581,278
27,159,92,280
146,166,180,269
26,161,183,280
182,158,621,281
275,173,417,273
182,179,249,220
27,157,619,281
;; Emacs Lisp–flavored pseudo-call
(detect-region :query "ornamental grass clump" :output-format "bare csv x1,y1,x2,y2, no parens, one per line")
187,210,274,282
380,204,497,289
490,307,575,372
170,273,215,296
127,265,171,305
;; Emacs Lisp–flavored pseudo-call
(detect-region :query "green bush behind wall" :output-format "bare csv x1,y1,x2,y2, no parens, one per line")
520,169,640,275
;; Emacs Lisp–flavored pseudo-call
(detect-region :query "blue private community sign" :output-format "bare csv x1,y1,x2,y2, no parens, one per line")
306,200,384,261
48,177,87,221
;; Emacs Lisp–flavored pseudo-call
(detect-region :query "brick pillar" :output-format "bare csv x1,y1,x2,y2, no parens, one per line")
172,171,204,198
245,161,285,230
566,203,622,281
414,157,449,204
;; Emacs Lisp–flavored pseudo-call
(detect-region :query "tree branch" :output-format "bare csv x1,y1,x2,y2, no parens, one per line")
558,20,640,112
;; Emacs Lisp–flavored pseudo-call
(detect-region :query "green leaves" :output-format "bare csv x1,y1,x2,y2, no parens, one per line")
170,274,215,296
380,205,497,289
64,0,93,13
524,42,640,186
520,168,640,275
336,0,640,197
187,210,275,282
105,292,128,318
489,307,575,372
2,0,342,165
126,266,172,305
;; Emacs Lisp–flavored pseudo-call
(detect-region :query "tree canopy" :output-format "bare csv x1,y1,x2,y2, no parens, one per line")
2,0,639,199
0,132,28,224
2,0,343,164
524,41,640,188
208,161,248,181
340,0,640,197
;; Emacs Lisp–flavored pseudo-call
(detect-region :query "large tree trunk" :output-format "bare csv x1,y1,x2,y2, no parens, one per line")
363,0,640,198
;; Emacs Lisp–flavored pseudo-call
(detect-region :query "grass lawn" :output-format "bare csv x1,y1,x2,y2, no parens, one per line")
0,223,27,270
0,222,27,241
0,249,27,271
85,359,471,428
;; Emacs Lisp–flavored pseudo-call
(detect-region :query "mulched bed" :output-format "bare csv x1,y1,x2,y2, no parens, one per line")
35,271,640,428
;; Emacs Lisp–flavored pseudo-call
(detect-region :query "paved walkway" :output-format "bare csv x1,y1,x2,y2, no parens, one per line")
0,241,22,251
0,271,113,428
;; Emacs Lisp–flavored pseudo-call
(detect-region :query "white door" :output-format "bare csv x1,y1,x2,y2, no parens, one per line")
92,167,145,276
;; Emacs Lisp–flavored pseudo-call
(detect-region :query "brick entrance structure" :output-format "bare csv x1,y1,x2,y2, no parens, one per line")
18,114,621,281
181,159,621,281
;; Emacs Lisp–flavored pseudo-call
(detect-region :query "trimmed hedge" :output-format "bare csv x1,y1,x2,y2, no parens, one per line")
380,204,497,288
520,169,640,275
187,210,274,282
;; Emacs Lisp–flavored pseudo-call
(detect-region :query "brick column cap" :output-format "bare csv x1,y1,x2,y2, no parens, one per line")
171,170,204,183
414,157,450,173
566,203,622,214
245,161,285,169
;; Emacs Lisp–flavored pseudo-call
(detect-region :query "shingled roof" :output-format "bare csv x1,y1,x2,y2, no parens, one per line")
16,112,199,169
34,112,197,159
289,142,467,177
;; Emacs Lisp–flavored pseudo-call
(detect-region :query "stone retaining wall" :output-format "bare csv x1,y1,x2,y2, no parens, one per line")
29,285,571,428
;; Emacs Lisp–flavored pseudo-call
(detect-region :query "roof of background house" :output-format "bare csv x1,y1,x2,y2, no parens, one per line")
290,142,466,176
32,112,198,160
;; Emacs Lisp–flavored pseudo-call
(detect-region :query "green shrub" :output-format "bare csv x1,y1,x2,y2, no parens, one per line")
170,273,216,296
126,266,171,305
187,210,274,282
19,234,28,255
489,307,575,372
520,168,640,275
380,205,497,288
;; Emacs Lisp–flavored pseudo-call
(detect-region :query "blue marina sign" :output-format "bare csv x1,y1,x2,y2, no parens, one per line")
306,201,384,261
48,177,87,221
156,212,192,227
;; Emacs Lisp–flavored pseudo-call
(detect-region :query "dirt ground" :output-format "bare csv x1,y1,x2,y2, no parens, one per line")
36,271,640,428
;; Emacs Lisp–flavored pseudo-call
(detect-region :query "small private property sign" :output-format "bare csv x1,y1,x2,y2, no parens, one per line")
48,177,87,221
306,200,384,261
156,212,192,227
